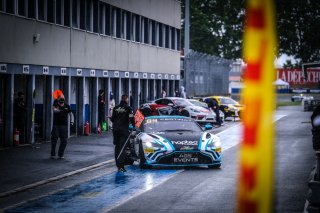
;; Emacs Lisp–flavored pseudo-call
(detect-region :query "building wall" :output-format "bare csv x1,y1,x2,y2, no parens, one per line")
104,0,181,28
0,12,180,74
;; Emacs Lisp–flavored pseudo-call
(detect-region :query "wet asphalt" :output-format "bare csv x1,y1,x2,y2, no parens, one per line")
1,106,315,213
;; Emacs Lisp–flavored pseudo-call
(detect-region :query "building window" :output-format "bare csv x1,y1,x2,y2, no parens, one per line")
56,0,62,25
126,12,131,40
85,0,92,31
131,13,135,40
151,20,156,45
18,0,26,16
38,0,45,21
171,27,176,50
6,0,15,14
177,29,181,51
98,2,104,34
93,0,98,33
158,23,163,47
111,6,116,36
64,0,71,27
134,14,140,42
165,25,169,48
115,8,121,38
72,0,78,28
79,0,85,30
121,11,126,39
143,17,149,44
105,4,111,35
28,0,36,19
47,0,55,23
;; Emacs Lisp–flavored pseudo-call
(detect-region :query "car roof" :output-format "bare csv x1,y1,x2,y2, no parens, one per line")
144,115,192,120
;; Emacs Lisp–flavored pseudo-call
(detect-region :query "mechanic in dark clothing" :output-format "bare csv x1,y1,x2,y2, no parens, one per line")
14,92,26,144
111,95,135,172
51,94,73,159
205,98,221,126
98,89,106,126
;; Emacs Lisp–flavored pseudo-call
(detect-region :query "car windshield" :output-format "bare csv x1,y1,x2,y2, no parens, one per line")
189,100,207,108
172,99,193,107
143,117,202,133
219,98,238,105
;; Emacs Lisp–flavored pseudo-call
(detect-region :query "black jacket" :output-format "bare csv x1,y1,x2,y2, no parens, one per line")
53,100,71,126
205,98,219,111
111,101,135,133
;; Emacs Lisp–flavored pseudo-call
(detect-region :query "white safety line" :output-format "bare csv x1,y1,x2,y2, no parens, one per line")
0,159,115,198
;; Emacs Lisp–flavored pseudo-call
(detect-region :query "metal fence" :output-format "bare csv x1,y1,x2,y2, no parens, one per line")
183,50,231,97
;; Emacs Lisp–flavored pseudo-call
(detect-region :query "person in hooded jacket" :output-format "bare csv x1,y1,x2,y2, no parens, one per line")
111,94,135,172
180,86,186,99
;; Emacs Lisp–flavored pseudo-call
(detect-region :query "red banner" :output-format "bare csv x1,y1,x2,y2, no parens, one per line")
277,68,320,88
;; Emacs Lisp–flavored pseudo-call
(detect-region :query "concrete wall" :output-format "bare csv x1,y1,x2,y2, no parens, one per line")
0,10,180,75
104,0,181,29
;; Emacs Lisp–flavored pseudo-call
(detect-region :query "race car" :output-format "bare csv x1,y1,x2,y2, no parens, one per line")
291,94,314,102
200,96,244,119
146,97,217,124
126,116,222,169
188,99,225,121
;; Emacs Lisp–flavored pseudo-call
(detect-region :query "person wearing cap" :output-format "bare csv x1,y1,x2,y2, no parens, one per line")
111,94,135,172
51,93,73,159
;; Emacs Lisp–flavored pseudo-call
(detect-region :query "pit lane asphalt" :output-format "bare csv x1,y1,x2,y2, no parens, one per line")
2,106,315,212
109,107,314,213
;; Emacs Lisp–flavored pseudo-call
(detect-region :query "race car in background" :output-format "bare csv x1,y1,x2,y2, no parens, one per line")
145,97,217,125
291,94,314,102
199,96,244,120
126,116,222,169
188,99,225,121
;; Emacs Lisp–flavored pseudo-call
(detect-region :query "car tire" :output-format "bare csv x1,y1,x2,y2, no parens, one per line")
291,98,294,102
181,109,190,117
208,164,221,169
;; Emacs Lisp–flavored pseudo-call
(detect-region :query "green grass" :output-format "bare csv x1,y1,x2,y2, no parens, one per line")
276,101,301,107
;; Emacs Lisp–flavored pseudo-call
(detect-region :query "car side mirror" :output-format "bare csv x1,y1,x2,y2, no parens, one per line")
204,124,213,130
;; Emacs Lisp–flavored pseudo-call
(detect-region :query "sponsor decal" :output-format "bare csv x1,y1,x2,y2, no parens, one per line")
173,153,198,163
171,140,198,146
180,146,194,150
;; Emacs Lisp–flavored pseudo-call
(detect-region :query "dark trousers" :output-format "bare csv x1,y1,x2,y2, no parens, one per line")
113,130,129,167
214,109,221,125
51,125,68,157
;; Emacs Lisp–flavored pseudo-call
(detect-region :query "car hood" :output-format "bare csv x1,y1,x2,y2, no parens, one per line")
186,106,212,114
145,131,204,151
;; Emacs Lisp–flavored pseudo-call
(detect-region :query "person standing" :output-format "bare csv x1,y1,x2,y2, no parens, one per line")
161,87,167,98
51,94,73,159
98,89,106,127
14,92,26,144
180,86,186,99
111,94,135,172
205,98,221,127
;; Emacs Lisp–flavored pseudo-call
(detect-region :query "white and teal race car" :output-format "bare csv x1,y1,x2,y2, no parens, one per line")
126,116,222,169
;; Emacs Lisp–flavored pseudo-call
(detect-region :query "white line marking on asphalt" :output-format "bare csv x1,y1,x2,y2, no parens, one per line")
0,159,115,198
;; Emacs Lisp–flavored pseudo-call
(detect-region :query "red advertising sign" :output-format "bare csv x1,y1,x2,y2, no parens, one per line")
277,68,320,88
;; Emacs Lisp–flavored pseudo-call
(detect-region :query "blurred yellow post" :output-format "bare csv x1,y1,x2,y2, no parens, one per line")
237,0,277,213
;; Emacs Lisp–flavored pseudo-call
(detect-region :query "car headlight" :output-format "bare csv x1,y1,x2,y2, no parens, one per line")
206,134,221,153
